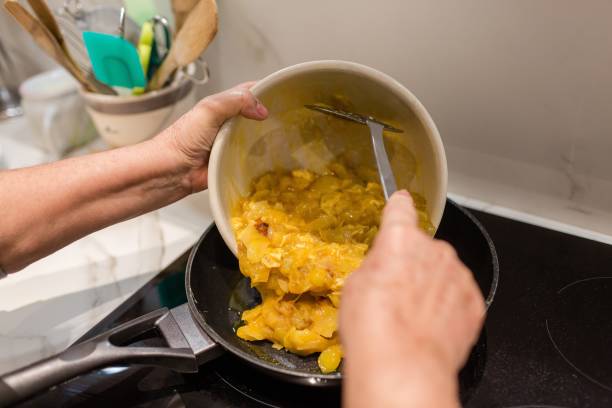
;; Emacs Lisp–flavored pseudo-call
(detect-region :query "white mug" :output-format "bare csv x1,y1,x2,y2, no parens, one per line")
19,69,96,159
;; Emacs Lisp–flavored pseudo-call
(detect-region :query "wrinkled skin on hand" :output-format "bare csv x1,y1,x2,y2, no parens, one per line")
160,81,269,193
340,191,485,408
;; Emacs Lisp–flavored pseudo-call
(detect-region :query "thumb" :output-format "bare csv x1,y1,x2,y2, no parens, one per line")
380,190,418,230
369,190,419,256
197,82,269,128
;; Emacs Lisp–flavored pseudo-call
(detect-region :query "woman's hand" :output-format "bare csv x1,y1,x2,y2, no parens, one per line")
157,81,268,193
340,191,485,408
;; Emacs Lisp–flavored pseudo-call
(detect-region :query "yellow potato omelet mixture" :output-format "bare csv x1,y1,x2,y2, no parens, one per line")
232,162,433,373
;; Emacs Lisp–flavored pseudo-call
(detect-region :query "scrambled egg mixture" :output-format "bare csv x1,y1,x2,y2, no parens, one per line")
232,162,433,373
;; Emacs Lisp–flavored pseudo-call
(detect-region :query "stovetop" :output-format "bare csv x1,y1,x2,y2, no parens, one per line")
15,209,612,407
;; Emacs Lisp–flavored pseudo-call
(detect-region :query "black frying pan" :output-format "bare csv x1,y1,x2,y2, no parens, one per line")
0,200,499,407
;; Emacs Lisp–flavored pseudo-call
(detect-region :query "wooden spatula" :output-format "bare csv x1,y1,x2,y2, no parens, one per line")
148,0,217,91
26,0,68,53
25,0,117,95
171,0,199,34
3,0,114,94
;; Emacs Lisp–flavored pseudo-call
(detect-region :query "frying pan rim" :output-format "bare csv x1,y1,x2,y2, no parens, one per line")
184,200,499,381
445,199,500,308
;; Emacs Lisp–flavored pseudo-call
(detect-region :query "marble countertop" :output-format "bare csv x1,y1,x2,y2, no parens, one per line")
0,117,213,375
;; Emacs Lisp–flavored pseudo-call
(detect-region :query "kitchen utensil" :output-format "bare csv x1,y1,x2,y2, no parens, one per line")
305,104,400,201
79,62,203,147
26,0,69,58
171,0,198,33
137,20,154,77
3,0,108,94
83,8,146,89
149,15,171,77
208,60,447,256
58,0,140,40
148,0,217,90
138,16,171,81
56,0,141,73
0,199,499,408
25,0,117,96
83,31,146,88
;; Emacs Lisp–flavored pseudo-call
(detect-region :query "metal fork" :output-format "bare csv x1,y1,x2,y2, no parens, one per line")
305,104,401,201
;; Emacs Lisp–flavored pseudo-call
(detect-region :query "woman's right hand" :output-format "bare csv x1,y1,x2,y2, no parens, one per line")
340,191,485,408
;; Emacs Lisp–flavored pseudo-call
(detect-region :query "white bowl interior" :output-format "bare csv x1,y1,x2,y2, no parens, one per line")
210,61,447,255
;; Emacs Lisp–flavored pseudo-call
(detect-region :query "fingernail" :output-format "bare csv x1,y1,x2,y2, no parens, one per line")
255,98,268,117
396,190,411,198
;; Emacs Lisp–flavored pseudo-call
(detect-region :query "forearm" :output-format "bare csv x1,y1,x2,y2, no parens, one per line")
0,134,189,272
343,343,460,408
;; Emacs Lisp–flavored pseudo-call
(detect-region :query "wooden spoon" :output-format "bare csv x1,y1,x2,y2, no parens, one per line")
148,0,217,91
171,0,199,34
26,0,68,56
26,0,116,95
4,0,114,94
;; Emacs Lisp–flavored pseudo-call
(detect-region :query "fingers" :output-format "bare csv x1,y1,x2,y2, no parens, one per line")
380,190,418,231
197,82,269,128
367,190,420,258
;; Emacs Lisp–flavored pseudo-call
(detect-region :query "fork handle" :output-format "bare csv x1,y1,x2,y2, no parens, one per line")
367,120,397,201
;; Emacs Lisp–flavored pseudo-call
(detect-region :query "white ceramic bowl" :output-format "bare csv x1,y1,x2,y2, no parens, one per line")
209,60,447,255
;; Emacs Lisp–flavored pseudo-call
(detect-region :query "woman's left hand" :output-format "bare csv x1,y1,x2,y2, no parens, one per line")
157,81,269,193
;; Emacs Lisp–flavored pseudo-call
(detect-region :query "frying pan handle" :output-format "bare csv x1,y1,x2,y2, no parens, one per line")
0,308,198,408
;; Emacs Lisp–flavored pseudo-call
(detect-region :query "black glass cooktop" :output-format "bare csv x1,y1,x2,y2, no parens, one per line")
14,208,612,407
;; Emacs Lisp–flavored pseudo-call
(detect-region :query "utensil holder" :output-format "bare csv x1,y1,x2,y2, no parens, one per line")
80,62,208,147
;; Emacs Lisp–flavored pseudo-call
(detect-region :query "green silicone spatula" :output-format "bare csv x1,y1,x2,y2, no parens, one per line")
82,8,146,89
83,31,146,88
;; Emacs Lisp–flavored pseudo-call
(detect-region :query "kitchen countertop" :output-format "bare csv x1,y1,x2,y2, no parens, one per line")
0,117,213,375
